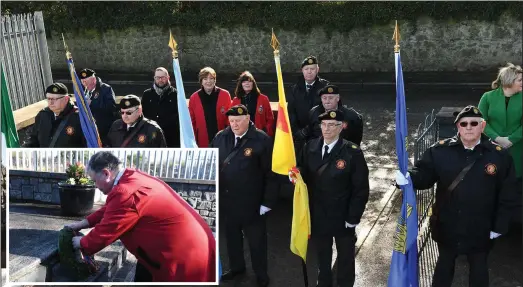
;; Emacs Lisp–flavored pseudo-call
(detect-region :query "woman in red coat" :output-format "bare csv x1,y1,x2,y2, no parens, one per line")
67,152,216,282
188,67,232,147
231,71,274,137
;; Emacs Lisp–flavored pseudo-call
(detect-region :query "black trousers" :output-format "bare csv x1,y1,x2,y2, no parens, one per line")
432,244,489,287
315,232,356,287
225,214,269,281
134,261,153,282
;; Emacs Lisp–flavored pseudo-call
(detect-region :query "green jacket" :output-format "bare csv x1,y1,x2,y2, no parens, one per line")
478,88,522,177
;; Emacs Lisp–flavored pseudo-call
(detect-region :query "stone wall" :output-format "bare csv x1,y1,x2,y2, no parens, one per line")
8,170,217,231
48,14,522,73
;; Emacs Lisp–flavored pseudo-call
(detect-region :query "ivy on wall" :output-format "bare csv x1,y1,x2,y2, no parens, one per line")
1,1,520,36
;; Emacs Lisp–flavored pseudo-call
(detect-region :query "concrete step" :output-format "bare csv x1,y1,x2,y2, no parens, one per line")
9,202,128,283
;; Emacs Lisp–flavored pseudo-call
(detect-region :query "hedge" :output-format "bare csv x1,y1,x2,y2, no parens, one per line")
1,1,520,36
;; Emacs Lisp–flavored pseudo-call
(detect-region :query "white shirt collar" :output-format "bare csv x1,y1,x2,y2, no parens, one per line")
113,168,125,187
305,80,316,88
235,129,249,140
127,122,138,130
463,139,481,150
323,138,339,154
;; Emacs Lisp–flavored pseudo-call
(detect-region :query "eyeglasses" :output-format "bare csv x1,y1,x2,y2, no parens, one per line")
459,121,481,127
154,76,167,80
320,122,342,129
120,108,138,115
46,96,65,103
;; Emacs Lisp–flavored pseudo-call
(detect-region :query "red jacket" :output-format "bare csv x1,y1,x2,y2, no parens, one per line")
188,87,232,147
80,169,216,282
231,94,274,137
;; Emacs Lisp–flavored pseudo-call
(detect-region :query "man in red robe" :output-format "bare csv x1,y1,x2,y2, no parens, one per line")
66,151,216,282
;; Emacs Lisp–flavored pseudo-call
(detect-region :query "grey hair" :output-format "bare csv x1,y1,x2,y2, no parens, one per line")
87,151,121,174
492,63,522,89
155,67,169,75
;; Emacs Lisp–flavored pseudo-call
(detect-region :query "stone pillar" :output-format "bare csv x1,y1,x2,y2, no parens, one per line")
436,107,464,140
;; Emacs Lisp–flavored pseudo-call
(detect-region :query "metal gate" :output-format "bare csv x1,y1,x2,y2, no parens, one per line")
1,11,53,110
413,109,439,287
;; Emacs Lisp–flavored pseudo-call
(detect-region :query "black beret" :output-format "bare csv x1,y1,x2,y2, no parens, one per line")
226,104,249,116
453,105,483,124
301,56,318,68
318,85,340,97
78,68,95,79
45,83,68,95
318,109,344,122
119,95,141,109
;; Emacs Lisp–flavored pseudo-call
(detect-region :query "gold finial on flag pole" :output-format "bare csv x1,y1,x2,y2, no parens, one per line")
271,28,280,56
168,30,178,59
392,20,400,53
62,33,72,59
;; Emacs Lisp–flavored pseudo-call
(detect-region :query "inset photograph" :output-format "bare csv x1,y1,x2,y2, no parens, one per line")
7,148,218,284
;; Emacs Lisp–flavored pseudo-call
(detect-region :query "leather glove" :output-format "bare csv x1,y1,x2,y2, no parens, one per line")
495,137,512,149
395,170,410,186
72,236,83,249
490,231,501,239
288,167,300,185
260,205,271,215
345,222,357,228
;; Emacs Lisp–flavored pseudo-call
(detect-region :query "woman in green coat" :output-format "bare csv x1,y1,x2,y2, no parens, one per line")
478,63,522,179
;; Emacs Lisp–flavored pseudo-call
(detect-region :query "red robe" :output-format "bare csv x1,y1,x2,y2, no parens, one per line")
188,87,232,147
80,168,216,282
231,94,274,137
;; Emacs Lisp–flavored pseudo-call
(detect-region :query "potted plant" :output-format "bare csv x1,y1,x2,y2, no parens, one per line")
57,162,96,216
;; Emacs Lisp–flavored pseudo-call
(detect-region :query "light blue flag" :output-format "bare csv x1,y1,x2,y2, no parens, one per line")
172,58,197,148
387,24,419,287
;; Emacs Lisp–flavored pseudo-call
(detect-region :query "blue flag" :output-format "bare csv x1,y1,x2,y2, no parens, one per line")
66,57,102,148
172,58,198,148
387,49,419,286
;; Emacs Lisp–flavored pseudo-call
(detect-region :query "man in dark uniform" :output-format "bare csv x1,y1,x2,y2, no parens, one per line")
78,68,118,146
306,85,363,145
395,105,517,287
24,83,86,148
141,67,180,147
289,109,370,287
106,95,167,147
210,104,277,287
288,56,330,155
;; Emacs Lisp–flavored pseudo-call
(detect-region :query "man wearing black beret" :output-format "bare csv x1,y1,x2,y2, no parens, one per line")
395,105,518,286
287,55,330,156
289,108,370,287
305,84,363,145
210,104,277,287
79,68,118,146
23,83,86,147
106,95,167,147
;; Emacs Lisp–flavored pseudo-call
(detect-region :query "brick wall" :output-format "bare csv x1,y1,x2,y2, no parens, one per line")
8,170,217,231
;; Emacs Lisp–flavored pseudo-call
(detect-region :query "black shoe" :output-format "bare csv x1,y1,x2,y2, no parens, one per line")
257,277,270,287
220,269,246,281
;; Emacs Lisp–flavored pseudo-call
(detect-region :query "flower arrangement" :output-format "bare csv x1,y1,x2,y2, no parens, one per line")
64,162,93,186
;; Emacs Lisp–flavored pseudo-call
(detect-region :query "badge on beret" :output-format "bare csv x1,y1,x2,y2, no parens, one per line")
244,148,252,157
473,108,479,114
138,134,146,143
327,87,334,93
65,126,74,135
238,107,243,115
496,146,502,151
125,100,130,107
329,111,336,118
258,105,263,114
308,59,314,64
336,159,346,169
81,72,87,77
485,163,497,175
52,87,58,93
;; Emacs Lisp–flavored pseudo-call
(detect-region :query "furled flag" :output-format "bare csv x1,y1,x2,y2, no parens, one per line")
1,65,21,166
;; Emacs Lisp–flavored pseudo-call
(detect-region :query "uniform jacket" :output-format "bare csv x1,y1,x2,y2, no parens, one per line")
307,104,363,145
106,116,167,147
80,169,216,282
231,94,274,137
189,87,232,147
409,135,517,253
142,85,180,147
210,123,278,223
298,137,369,236
88,77,118,144
24,101,86,148
478,88,522,177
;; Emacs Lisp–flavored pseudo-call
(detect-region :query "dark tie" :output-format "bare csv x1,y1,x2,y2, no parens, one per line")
306,84,313,91
235,137,241,148
323,145,329,159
